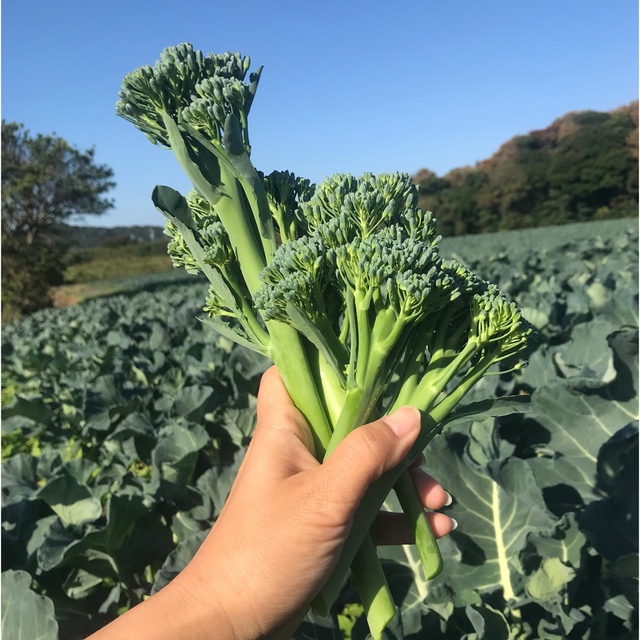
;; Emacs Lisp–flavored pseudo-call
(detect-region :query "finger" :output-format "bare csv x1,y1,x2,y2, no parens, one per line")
408,468,452,510
318,407,421,513
374,511,457,546
254,366,316,456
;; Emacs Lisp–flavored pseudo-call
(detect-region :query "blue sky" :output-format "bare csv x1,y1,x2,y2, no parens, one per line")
2,0,638,228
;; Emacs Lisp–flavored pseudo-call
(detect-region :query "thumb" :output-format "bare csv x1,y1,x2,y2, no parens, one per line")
319,407,421,514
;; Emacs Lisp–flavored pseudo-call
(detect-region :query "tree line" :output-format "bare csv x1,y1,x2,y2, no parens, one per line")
414,102,638,236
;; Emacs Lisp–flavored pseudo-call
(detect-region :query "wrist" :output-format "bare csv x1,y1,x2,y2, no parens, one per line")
166,565,240,640
175,545,301,640
86,566,239,640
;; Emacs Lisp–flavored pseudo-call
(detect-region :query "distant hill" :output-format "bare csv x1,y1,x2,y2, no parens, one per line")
414,101,638,236
52,224,166,248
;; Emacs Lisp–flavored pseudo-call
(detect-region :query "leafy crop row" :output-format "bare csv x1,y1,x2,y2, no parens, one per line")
2,219,638,639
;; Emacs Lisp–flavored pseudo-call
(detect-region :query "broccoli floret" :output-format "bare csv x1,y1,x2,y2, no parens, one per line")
261,170,315,242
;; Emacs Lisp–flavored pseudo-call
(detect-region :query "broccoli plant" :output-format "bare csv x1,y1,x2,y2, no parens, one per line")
117,43,534,638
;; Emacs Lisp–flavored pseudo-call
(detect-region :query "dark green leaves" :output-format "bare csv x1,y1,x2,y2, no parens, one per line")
1,284,265,636
2,213,637,638
35,475,102,528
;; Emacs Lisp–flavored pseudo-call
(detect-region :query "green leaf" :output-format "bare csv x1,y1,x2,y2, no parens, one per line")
524,345,562,389
194,452,243,516
425,429,556,605
112,508,173,576
603,594,636,625
520,512,587,573
378,499,460,634
525,327,638,514
83,374,122,431
35,474,102,528
462,603,510,640
525,558,576,601
35,516,79,572
220,404,257,448
94,494,149,555
554,319,615,387
1,394,52,432
294,611,343,640
172,385,215,423
1,570,58,640
108,412,155,441
606,327,638,410
200,316,265,354
25,514,59,565
2,453,39,507
63,567,104,600
36,494,172,581
152,422,210,500
440,395,532,430
580,429,638,561
171,509,206,543
3,500,49,570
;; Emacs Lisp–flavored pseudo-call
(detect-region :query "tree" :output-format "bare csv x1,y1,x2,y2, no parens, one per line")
1,122,116,319
413,103,638,237
1,121,115,244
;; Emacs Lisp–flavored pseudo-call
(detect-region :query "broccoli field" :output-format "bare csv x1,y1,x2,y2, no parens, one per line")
1,217,638,640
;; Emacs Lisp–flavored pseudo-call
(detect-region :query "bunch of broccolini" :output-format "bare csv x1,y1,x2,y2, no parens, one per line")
117,43,534,638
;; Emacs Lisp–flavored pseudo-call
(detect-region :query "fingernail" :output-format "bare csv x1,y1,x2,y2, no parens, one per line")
444,491,453,506
384,406,420,438
450,518,459,531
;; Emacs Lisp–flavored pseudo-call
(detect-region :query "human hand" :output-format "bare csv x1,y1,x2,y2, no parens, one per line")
89,366,455,640
176,366,455,638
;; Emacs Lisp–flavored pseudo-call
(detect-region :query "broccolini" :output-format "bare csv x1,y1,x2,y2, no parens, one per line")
117,43,534,639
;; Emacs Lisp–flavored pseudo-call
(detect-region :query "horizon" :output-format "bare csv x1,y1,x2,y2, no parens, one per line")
3,0,638,228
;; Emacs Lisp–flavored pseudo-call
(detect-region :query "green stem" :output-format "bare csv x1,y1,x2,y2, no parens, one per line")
324,385,375,457
316,316,350,374
354,292,372,388
351,535,396,640
316,352,496,612
376,399,445,590
325,307,404,453
394,472,443,579
163,114,267,294
303,349,396,635
408,340,479,414
268,321,333,457
338,311,350,346
343,291,357,385
210,172,266,293
218,267,270,348
324,315,397,455
183,120,277,265
422,350,498,422
306,345,346,430
391,320,434,409
431,304,457,354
